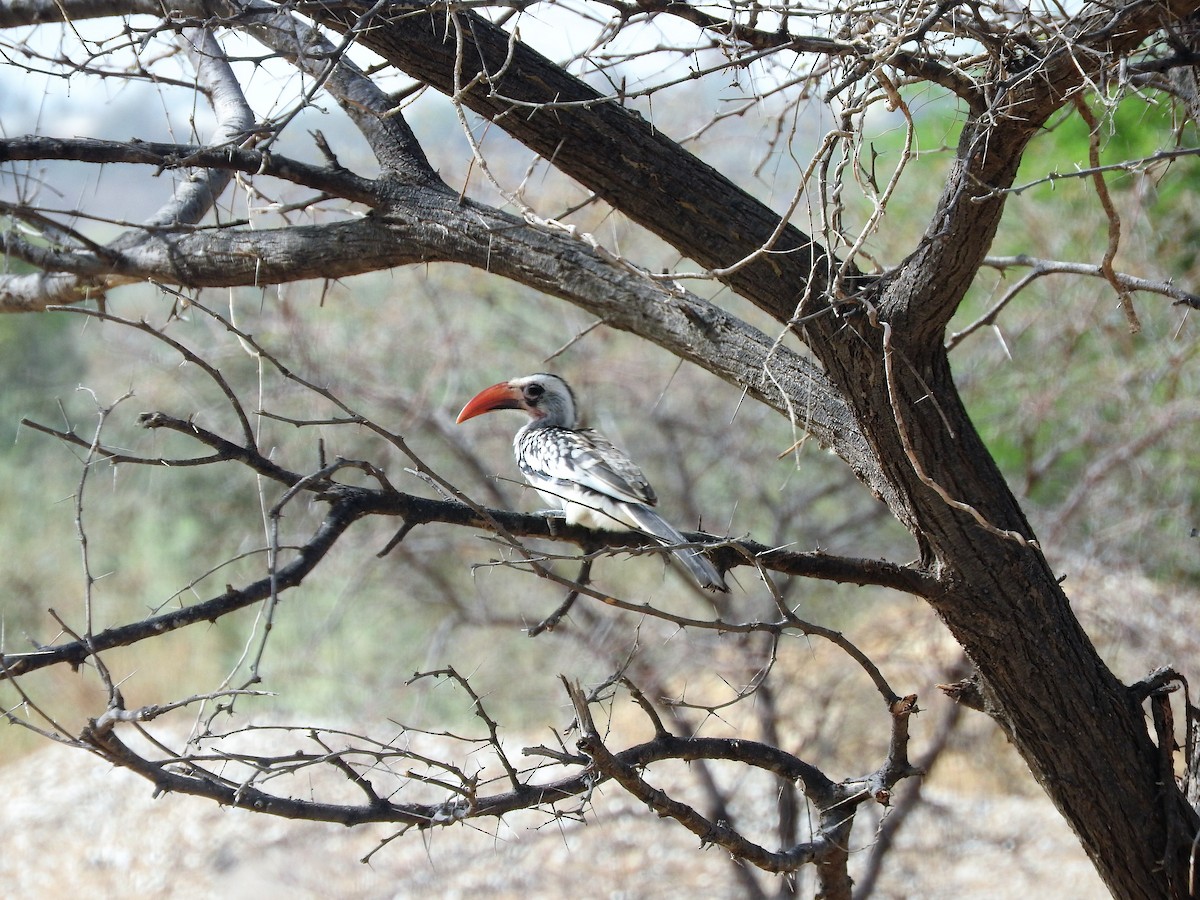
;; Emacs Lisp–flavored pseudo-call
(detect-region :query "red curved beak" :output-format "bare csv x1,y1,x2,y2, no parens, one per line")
456,381,523,423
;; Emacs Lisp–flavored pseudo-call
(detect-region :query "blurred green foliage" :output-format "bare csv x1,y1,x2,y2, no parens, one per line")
837,88,1200,585
2,79,1198,770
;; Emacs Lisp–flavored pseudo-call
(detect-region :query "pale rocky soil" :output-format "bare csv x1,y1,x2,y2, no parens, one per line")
1,738,1102,899
3,558,1190,899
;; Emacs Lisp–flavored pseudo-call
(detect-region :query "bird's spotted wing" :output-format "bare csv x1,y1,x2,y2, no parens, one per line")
575,429,658,506
517,427,656,507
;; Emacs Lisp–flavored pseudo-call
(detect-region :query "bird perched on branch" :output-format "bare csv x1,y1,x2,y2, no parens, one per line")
456,373,728,592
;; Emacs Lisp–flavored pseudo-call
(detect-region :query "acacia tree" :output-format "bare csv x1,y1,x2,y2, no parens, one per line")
3,0,1200,897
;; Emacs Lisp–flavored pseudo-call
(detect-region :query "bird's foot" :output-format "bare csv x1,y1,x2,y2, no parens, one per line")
538,510,567,535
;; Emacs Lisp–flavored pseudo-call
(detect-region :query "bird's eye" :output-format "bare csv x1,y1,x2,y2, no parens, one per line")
525,384,545,401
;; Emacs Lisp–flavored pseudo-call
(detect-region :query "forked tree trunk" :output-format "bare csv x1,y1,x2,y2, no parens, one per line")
810,328,1197,898
306,3,1200,894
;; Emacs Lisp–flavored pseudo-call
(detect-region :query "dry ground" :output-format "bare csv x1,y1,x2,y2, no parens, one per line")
3,558,1190,899
1,737,1103,899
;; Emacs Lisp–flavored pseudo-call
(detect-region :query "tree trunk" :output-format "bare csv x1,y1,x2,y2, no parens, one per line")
808,325,1197,897
304,2,1200,893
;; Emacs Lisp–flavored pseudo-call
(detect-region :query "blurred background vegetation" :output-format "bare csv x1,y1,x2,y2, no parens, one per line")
1,52,1198,887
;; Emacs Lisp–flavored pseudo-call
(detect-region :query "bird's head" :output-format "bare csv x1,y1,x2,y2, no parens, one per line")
456,373,578,429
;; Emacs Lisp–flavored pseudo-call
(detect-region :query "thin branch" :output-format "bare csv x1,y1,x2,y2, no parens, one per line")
51,305,257,446
2,471,939,678
409,667,524,791
0,137,384,207
527,558,592,637
1,496,365,679
974,146,1200,200
138,27,255,231
1073,96,1140,333
880,317,1037,548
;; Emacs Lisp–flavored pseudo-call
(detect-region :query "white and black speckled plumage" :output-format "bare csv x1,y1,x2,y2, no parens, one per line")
459,373,727,592
515,426,655,527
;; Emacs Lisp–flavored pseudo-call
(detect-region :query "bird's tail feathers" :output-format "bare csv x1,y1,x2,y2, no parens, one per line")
623,504,728,592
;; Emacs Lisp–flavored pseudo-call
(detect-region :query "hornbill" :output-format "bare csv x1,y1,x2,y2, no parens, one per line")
456,373,728,592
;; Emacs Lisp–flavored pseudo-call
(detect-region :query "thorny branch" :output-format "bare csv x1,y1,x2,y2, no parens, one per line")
4,0,1200,889
1074,97,1140,333
0,298,934,663
1,298,929,876
45,668,921,860
1,418,936,679
564,678,921,883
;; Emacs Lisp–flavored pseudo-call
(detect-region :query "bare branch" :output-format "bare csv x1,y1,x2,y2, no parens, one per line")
976,146,1200,200
0,137,384,207
1073,96,1140,332
0,25,257,308
138,27,254,230
564,678,919,885
220,0,436,179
